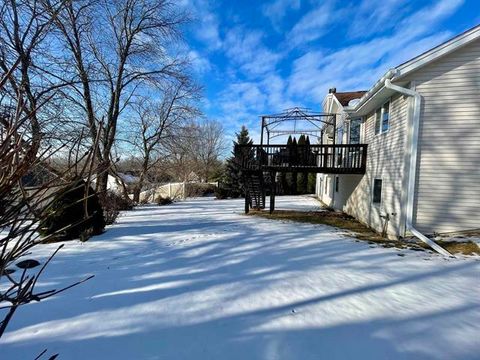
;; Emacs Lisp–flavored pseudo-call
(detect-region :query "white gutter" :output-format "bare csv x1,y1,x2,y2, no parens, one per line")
384,79,452,257
354,69,397,113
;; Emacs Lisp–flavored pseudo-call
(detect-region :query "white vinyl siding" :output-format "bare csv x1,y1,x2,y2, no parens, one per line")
402,38,480,233
344,93,409,237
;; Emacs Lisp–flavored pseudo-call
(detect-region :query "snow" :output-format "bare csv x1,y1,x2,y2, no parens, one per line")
271,194,324,212
1,196,479,359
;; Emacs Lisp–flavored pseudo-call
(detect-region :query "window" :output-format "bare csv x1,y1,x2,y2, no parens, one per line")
382,102,390,132
337,127,343,144
349,118,362,144
373,179,382,204
374,101,390,135
335,176,339,193
375,108,381,134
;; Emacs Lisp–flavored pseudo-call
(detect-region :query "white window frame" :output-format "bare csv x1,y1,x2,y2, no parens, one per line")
372,178,382,204
374,100,390,135
349,117,363,144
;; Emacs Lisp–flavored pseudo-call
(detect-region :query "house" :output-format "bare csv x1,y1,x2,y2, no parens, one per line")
316,24,480,240
97,173,140,194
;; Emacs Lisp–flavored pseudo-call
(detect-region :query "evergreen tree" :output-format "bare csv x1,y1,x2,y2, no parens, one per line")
307,173,317,194
285,136,298,194
305,136,313,193
40,179,105,241
222,126,253,197
297,135,307,194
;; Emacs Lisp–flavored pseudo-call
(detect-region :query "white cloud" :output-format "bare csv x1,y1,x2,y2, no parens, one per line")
196,11,222,49
287,0,463,104
263,0,302,29
348,0,409,39
286,1,338,48
217,74,296,142
188,50,212,74
183,0,466,140
181,0,222,49
224,27,282,76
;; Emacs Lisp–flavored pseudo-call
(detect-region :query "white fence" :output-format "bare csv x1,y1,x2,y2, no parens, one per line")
140,182,218,203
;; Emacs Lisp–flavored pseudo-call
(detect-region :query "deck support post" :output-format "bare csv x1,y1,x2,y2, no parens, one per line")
270,172,276,214
245,189,250,214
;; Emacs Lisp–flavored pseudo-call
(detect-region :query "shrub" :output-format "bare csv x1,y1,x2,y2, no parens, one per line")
214,186,229,199
101,191,134,225
39,179,105,241
156,196,173,205
214,186,241,199
185,183,217,197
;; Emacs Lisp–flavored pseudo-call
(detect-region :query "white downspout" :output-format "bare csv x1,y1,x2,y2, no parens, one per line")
384,79,452,257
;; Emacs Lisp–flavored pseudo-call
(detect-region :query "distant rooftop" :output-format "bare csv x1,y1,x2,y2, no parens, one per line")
331,90,367,106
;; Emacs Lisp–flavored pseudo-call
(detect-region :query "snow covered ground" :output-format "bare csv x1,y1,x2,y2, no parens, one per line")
1,196,479,359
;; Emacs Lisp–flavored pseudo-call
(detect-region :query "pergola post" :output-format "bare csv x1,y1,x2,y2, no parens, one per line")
332,114,337,167
332,114,336,146
260,116,265,147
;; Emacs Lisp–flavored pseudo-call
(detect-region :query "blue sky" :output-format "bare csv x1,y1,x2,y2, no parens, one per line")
180,0,479,142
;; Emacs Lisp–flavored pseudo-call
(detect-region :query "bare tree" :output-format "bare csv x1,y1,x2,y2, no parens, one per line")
51,0,189,198
195,118,227,182
158,118,226,184
124,78,200,201
0,0,71,170
0,106,97,340
160,120,200,182
0,3,98,353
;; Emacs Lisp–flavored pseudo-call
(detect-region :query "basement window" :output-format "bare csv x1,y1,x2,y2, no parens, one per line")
373,179,382,204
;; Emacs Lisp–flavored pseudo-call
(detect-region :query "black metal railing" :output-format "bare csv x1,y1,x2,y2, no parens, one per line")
234,144,367,174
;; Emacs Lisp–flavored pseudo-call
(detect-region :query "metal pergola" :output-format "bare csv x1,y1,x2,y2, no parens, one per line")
260,107,337,146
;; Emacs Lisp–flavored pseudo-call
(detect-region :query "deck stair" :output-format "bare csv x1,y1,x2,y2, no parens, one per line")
246,171,265,210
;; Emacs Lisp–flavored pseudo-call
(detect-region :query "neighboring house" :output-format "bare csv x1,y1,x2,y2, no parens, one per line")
316,24,480,238
105,173,140,193
21,163,63,188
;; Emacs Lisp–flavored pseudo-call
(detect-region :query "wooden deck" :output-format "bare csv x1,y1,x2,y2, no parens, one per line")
235,144,368,174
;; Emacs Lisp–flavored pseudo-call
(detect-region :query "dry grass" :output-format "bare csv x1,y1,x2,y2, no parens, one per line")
248,209,480,256
436,240,480,256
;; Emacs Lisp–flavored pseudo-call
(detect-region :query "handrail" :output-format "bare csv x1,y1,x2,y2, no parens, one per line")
234,144,368,174
240,144,366,148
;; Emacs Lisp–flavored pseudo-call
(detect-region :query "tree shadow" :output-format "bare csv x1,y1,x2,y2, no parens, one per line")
1,198,479,359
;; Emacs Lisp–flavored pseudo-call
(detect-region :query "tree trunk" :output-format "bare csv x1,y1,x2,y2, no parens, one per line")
133,186,141,203
95,167,109,199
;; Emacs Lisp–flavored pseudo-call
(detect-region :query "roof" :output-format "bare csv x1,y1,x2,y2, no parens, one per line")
353,23,480,115
21,164,61,187
394,23,480,78
333,91,367,106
